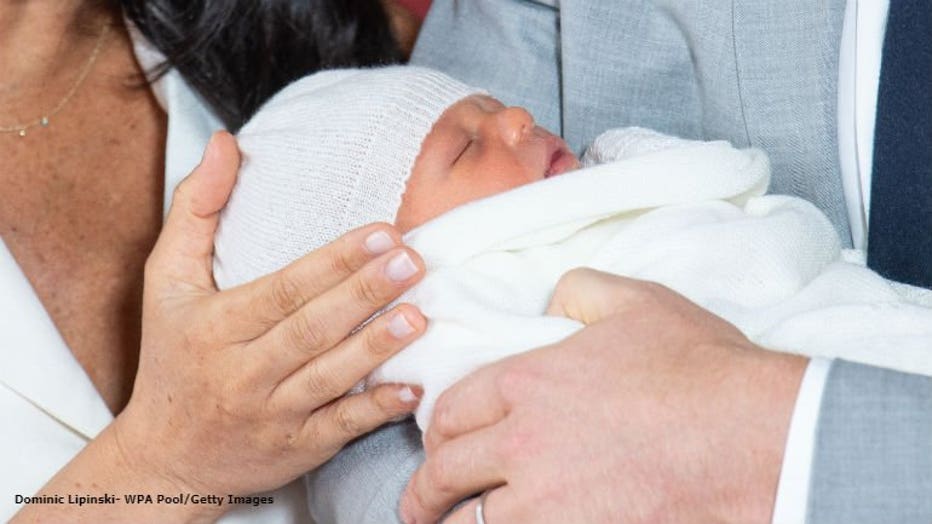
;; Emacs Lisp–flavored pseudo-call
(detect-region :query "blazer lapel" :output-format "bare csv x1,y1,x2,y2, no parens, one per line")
0,36,218,444
0,239,113,441
732,0,852,246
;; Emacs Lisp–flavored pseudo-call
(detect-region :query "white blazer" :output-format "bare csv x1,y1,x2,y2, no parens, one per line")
0,26,310,523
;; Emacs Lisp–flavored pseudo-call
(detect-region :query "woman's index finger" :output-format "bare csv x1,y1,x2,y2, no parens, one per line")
216,223,404,336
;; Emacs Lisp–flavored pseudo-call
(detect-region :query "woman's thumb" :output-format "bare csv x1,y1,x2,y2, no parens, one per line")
147,131,241,293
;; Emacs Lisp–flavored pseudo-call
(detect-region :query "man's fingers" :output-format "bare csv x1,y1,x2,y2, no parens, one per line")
424,363,511,453
439,487,516,524
218,223,404,335
253,246,424,379
270,303,426,408
148,131,241,293
306,382,423,454
399,427,508,524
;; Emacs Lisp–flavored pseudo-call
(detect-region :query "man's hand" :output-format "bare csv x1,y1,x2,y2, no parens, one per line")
399,268,808,523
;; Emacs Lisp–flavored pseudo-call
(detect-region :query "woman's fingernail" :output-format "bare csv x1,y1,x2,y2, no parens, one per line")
398,386,421,404
386,251,419,282
387,312,416,339
364,230,395,255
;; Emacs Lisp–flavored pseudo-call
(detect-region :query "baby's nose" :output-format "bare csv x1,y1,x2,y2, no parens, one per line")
495,107,534,146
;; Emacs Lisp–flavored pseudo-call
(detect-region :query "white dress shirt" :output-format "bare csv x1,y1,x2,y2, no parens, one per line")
772,1,890,522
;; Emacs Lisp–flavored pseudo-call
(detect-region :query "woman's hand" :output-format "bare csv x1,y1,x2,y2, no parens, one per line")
400,268,806,524
15,132,427,523
120,130,428,495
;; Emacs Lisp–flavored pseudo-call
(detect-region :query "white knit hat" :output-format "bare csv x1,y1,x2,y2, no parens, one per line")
213,66,485,289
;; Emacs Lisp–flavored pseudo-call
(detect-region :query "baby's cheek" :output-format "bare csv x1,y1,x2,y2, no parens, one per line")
396,163,538,232
394,194,428,233
483,167,540,195
395,185,459,233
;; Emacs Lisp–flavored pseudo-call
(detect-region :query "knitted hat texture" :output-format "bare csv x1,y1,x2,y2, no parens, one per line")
213,66,484,289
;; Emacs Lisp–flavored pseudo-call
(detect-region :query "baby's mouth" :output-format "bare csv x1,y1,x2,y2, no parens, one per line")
544,137,580,178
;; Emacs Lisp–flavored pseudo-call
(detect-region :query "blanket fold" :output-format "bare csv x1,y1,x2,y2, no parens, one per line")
369,128,932,430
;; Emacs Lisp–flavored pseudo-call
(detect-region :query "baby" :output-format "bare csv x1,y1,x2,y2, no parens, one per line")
215,66,932,433
214,66,579,287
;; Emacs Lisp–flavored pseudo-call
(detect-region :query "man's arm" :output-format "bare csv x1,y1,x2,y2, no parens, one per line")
400,270,806,523
772,357,832,523
399,269,932,523
808,361,932,523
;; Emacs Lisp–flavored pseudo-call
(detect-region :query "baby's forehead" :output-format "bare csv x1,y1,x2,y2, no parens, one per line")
424,94,505,140
444,94,506,117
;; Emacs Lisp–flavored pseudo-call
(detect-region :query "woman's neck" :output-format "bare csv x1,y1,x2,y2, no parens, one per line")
0,1,114,94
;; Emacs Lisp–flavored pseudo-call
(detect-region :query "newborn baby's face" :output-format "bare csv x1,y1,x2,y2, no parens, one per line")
395,95,580,232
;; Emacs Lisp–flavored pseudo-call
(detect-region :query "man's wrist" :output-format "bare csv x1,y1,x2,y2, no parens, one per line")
730,347,809,523
771,357,832,524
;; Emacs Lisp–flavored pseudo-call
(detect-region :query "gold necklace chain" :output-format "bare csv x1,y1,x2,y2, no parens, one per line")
0,23,111,137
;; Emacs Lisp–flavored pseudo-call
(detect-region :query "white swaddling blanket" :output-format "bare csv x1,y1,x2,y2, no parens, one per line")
369,128,932,430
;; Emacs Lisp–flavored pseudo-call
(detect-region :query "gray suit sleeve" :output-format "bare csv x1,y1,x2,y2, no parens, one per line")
305,421,423,524
411,0,562,137
807,360,932,523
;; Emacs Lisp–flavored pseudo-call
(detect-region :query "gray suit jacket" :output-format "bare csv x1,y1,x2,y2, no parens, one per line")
307,2,932,522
